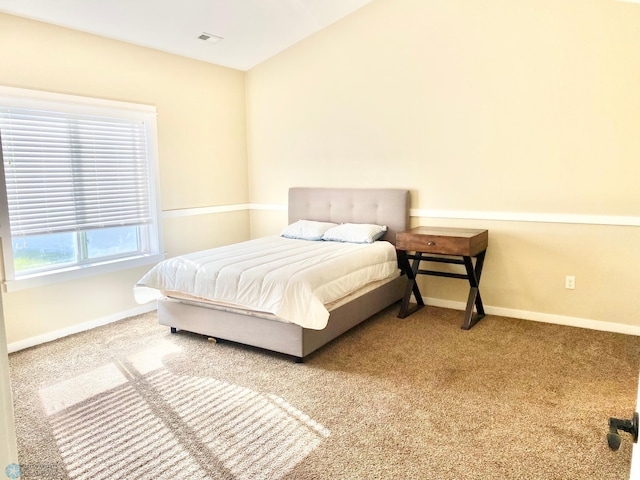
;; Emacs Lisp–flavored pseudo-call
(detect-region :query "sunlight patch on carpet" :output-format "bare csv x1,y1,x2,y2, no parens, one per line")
126,340,182,375
38,343,329,479
39,363,128,416
148,371,331,479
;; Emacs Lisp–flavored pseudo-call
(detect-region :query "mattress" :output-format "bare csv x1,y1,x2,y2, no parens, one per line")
159,273,400,322
135,236,399,330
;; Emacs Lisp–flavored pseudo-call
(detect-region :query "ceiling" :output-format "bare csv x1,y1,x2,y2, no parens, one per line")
0,0,376,71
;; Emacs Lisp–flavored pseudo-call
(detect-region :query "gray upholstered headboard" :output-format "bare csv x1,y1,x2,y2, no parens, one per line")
288,187,410,245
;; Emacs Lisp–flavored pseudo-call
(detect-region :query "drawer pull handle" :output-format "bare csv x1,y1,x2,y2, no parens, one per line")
427,241,435,246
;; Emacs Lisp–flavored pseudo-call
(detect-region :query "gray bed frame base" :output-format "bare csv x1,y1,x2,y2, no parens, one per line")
159,187,411,361
159,276,405,361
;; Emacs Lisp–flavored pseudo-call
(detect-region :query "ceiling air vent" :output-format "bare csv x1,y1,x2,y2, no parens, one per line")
198,32,223,43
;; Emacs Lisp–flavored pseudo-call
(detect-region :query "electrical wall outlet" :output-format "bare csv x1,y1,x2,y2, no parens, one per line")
565,276,575,289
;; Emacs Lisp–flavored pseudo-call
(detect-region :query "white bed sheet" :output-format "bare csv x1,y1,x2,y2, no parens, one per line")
134,236,399,330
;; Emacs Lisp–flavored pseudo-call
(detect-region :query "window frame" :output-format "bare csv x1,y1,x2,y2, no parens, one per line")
0,86,164,292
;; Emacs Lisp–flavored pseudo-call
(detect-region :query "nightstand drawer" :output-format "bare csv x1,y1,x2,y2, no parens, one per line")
396,227,488,256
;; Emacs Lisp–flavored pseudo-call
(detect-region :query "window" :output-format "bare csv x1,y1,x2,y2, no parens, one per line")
0,87,163,291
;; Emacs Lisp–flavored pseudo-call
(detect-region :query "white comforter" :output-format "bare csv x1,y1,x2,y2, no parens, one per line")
135,236,399,330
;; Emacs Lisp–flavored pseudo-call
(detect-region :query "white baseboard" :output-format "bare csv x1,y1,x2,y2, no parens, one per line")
7,303,157,354
8,297,639,354
424,297,640,336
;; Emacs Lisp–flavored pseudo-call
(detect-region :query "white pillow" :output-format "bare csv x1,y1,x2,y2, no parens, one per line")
322,223,388,244
281,220,338,241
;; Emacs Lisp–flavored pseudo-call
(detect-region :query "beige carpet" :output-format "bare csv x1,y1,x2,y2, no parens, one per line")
8,306,640,479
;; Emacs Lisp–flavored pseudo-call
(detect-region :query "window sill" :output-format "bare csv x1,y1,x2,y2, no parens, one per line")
3,253,165,293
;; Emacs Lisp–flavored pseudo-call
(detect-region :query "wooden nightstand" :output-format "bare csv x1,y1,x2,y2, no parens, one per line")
396,226,489,329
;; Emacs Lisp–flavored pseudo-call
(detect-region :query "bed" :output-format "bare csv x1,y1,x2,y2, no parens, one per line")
135,187,410,361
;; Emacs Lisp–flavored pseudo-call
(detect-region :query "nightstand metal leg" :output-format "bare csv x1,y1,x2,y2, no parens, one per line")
398,250,425,318
461,252,486,330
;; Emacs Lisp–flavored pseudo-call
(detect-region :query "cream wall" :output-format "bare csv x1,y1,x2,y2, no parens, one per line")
246,0,640,330
2,0,640,345
0,13,250,345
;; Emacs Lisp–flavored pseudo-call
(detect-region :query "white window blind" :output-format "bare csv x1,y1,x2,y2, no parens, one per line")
0,106,153,237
